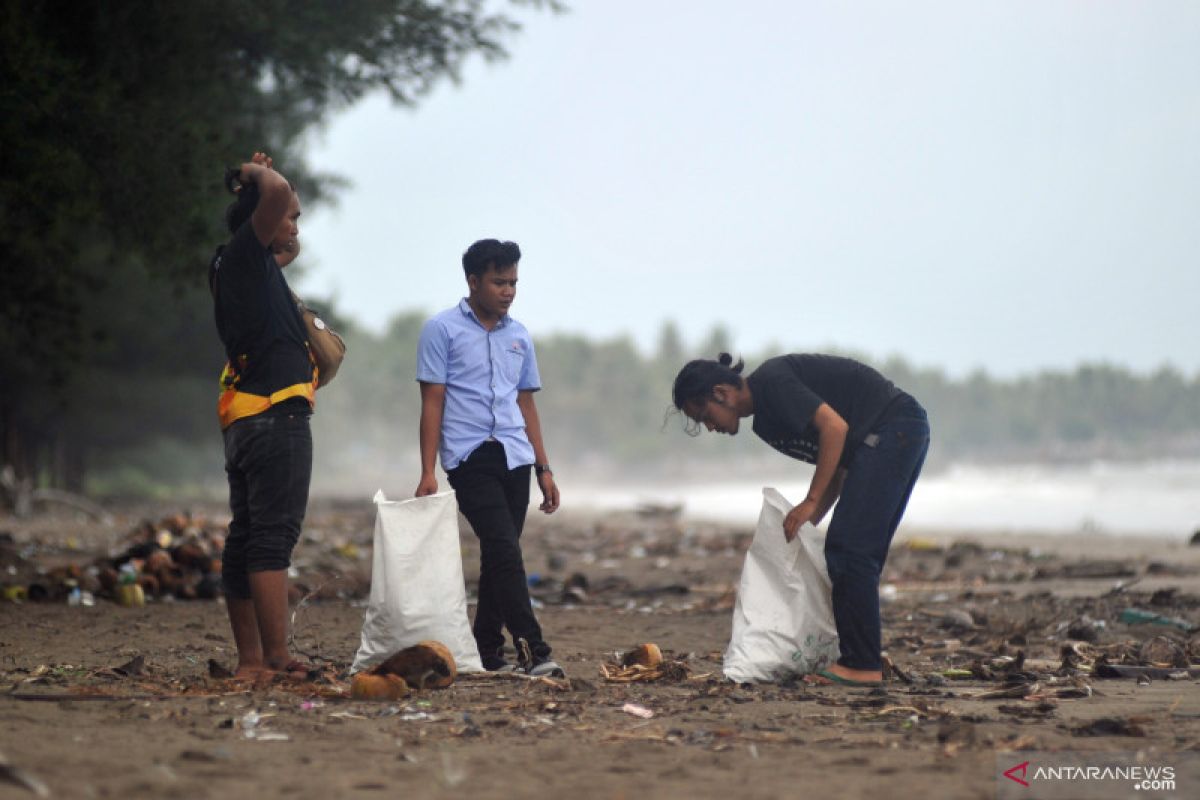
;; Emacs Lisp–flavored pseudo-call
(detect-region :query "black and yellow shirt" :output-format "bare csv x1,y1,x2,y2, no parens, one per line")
210,222,314,428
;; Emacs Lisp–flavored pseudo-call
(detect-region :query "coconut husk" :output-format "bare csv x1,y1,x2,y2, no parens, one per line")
350,672,410,701
373,641,456,689
621,643,663,668
602,645,700,683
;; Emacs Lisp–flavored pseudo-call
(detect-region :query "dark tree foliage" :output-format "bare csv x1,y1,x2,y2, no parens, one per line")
0,0,555,496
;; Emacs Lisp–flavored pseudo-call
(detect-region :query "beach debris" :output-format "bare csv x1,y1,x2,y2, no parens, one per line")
237,710,289,740
0,751,50,798
1071,717,1148,738
115,567,146,607
937,609,977,632
936,719,977,756
621,643,663,669
438,752,467,789
561,572,589,604
1137,635,1189,667
351,672,411,701
601,644,702,683
1035,561,1137,580
900,537,942,552
881,654,914,684
1119,607,1197,633
207,659,235,679
373,641,457,690
1094,664,1200,680
971,681,1040,700
998,701,1057,719
621,702,655,719
1065,615,1106,643
112,655,145,677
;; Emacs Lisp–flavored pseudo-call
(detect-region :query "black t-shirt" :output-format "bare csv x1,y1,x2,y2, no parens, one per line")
747,354,902,466
210,222,312,402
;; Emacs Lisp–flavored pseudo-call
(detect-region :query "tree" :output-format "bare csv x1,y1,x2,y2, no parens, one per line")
0,0,558,501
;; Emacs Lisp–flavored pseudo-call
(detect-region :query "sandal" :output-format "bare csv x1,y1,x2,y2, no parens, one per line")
276,660,319,680
805,668,882,687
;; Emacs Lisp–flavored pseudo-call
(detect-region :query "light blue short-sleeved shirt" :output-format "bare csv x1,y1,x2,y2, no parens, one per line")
416,299,542,471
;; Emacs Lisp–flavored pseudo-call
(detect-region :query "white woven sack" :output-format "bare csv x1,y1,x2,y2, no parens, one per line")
351,490,483,674
723,487,840,683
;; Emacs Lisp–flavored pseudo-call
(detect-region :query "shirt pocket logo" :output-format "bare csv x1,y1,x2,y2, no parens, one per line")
500,346,524,383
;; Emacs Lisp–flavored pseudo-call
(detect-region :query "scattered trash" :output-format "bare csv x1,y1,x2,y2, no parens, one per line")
937,609,977,632
371,641,457,690
601,643,706,683
1095,664,1200,680
1071,717,1148,737
1119,607,1197,633
0,751,50,798
113,655,145,677
621,703,655,719
438,752,467,788
1036,561,1137,580
621,643,663,668
207,659,235,679
1065,615,1106,642
881,654,913,685
971,682,1040,700
351,672,411,701
116,576,145,608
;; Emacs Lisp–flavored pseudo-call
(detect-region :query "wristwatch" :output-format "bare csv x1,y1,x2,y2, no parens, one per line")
534,463,553,476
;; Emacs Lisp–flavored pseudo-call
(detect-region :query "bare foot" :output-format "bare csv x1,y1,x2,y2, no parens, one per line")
263,657,317,682
233,664,271,681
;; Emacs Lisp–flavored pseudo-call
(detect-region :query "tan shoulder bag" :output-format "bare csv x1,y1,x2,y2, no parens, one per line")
292,292,346,388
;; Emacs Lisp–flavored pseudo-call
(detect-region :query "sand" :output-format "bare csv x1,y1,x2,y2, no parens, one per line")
2,502,1199,800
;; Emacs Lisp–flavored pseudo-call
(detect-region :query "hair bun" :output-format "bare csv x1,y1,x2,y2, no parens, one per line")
717,352,745,374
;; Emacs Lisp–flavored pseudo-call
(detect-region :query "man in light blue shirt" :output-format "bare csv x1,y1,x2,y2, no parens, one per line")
414,239,563,677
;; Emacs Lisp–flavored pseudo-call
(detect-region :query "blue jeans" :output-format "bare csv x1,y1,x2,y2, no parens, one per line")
825,395,930,670
221,409,312,599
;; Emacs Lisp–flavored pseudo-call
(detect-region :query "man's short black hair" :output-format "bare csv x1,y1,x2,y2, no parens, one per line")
462,239,521,278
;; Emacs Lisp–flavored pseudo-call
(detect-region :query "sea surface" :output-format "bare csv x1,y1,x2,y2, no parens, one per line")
568,459,1200,538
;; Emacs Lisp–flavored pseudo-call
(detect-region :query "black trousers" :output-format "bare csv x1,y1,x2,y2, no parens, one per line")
447,441,549,666
221,409,312,599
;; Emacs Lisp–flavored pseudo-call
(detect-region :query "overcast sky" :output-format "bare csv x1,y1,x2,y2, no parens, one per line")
295,0,1199,379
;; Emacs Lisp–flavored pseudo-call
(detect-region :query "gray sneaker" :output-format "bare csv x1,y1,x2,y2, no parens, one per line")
526,659,566,678
516,637,566,678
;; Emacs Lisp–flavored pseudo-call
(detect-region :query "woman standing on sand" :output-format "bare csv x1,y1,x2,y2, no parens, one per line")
671,353,930,686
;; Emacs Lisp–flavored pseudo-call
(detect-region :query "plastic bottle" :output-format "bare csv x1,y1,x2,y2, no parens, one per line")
117,564,145,607
1119,607,1197,632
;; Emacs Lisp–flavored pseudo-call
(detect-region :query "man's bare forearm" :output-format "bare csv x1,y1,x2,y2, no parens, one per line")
418,384,445,477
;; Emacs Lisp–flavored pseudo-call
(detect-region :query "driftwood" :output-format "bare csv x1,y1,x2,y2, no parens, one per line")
0,467,111,522
31,488,112,523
